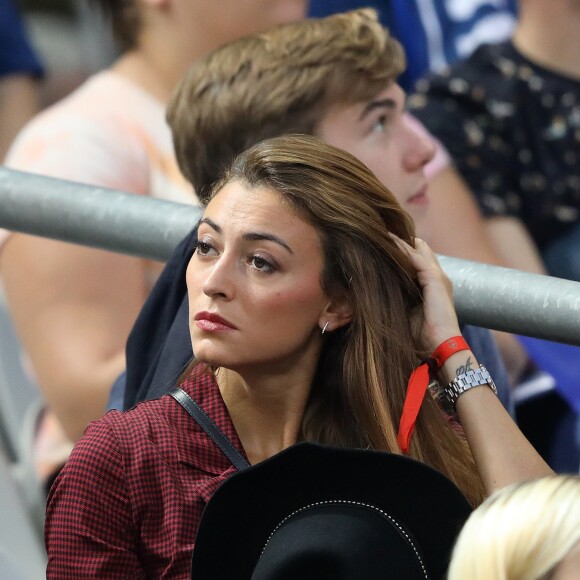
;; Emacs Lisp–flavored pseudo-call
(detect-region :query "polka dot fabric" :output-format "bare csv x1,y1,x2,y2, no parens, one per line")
409,41,580,251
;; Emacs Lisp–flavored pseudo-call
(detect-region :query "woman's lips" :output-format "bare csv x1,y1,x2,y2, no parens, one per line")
194,312,237,331
407,184,430,206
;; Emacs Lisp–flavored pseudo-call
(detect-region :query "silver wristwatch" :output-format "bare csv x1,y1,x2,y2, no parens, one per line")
443,364,498,410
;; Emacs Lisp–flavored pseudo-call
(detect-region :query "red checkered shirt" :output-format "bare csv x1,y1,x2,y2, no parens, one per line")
45,364,246,578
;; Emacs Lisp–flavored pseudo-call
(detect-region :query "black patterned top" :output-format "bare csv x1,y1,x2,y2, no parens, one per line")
409,41,580,250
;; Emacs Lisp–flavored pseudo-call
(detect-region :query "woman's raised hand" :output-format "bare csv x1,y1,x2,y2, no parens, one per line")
394,236,462,352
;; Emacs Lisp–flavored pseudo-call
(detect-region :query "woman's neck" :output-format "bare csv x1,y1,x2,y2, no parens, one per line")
216,366,314,465
513,0,580,80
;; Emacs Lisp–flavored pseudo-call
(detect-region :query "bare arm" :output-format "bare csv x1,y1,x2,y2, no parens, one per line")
0,74,40,161
481,218,548,383
401,238,553,494
0,234,149,440
439,351,552,493
426,166,504,265
484,216,547,274
0,99,176,441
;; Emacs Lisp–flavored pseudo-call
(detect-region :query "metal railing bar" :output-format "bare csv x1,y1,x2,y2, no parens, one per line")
0,167,201,262
2,166,580,345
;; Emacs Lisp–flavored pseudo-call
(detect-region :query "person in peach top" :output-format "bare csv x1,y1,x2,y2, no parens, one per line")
0,0,307,490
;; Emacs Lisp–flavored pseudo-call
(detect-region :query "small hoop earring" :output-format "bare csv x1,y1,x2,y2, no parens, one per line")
321,322,330,335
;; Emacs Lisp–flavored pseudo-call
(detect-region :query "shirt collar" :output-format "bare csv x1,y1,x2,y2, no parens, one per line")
172,363,248,476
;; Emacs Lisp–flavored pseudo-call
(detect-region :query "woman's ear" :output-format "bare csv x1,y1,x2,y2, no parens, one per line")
319,295,353,333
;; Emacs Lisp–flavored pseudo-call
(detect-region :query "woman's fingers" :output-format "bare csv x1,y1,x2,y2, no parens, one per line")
391,235,461,351
391,236,451,293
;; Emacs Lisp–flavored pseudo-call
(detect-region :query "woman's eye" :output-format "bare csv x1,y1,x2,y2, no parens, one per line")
250,255,275,272
196,241,215,256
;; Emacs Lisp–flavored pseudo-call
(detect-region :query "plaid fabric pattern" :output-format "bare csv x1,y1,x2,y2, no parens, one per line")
45,364,246,578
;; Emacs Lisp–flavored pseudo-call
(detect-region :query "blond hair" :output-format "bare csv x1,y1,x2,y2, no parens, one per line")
448,475,580,580
197,134,485,506
168,9,405,201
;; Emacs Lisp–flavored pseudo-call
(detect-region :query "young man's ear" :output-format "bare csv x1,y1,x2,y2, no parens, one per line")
319,296,353,334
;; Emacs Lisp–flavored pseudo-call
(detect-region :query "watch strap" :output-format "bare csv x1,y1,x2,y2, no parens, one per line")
444,364,498,410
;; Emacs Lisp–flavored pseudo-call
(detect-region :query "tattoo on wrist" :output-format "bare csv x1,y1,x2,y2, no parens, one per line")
455,357,473,377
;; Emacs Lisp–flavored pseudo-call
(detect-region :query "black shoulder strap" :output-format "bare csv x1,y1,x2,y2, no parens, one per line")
169,387,250,471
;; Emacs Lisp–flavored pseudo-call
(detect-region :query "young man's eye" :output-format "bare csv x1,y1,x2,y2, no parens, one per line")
372,115,388,133
250,255,275,273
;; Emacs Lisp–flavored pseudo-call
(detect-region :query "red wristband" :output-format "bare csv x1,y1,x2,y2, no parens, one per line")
431,336,470,369
397,335,471,455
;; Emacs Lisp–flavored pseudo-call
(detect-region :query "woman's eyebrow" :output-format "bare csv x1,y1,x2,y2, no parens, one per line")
200,218,293,254
199,217,221,232
243,232,293,254
358,98,396,121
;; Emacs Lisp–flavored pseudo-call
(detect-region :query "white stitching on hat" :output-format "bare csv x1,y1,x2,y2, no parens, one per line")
258,499,430,579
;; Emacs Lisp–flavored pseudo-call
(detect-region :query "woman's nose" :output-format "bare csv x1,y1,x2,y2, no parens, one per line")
202,256,235,299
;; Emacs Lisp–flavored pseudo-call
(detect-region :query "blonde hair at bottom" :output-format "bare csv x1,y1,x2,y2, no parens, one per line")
447,475,580,580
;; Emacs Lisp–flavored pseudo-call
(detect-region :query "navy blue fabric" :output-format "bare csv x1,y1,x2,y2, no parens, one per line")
0,0,44,78
542,221,580,283
121,225,512,416
122,227,198,410
308,0,517,91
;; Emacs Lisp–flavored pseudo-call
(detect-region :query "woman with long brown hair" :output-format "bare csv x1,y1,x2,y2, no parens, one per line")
45,135,551,578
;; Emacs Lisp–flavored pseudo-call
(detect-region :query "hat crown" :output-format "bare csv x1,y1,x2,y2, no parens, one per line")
252,500,429,579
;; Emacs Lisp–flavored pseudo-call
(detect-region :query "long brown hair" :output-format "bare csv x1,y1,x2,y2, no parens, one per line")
206,134,484,506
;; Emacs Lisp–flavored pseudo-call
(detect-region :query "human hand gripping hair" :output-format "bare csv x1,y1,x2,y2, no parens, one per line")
395,236,553,493
392,236,461,353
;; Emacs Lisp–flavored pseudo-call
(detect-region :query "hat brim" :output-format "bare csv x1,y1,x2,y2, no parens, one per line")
191,442,471,579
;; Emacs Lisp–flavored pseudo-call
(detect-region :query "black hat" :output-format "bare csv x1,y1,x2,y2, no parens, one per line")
191,442,471,579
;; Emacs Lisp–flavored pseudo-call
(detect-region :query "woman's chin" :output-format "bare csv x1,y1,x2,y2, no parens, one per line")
192,338,222,361
194,347,238,370
195,352,223,367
